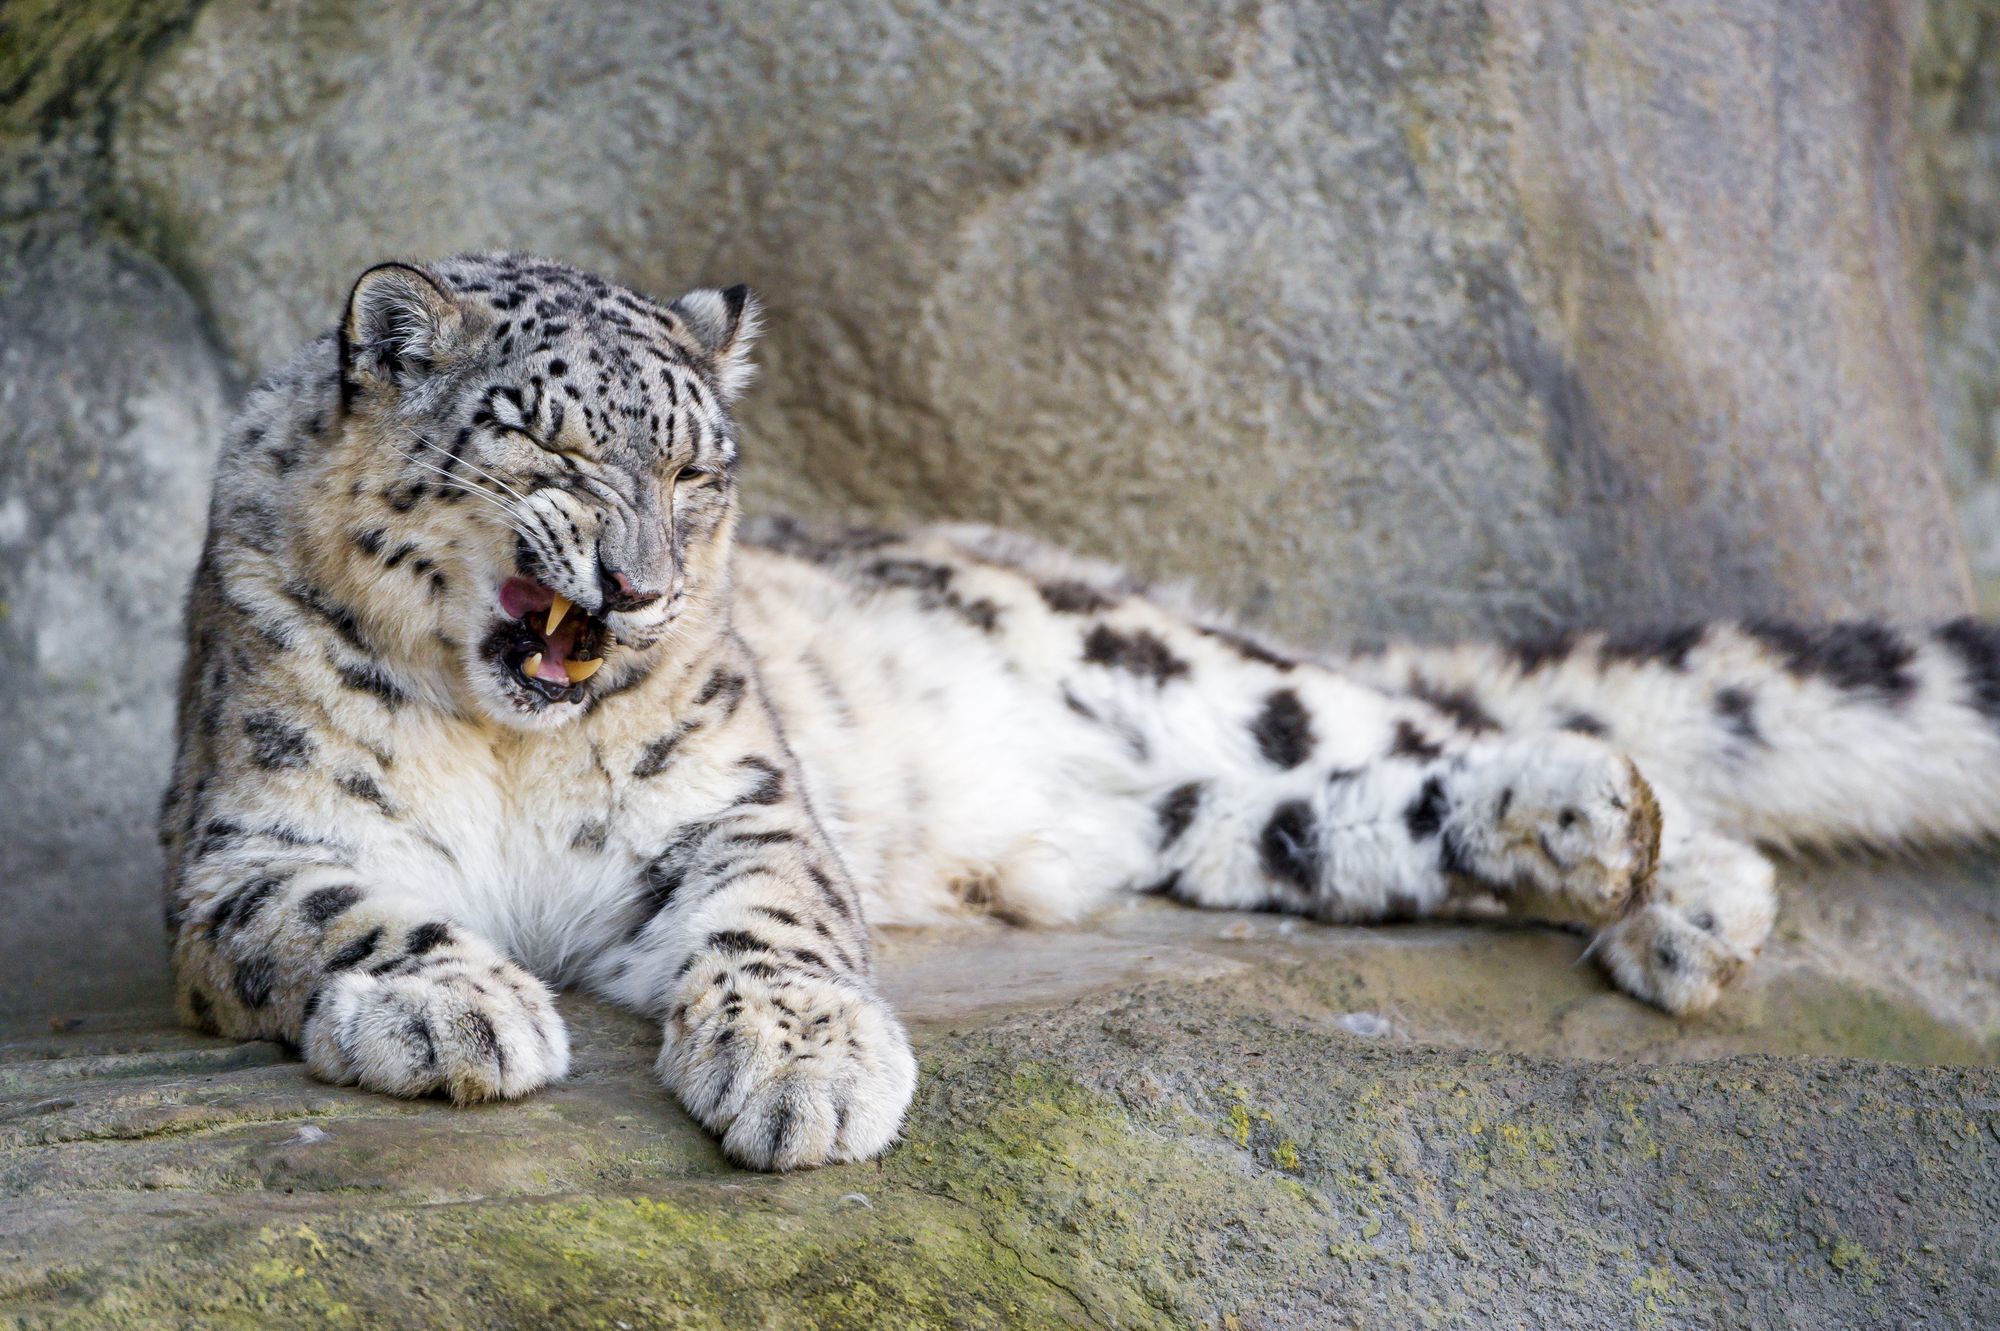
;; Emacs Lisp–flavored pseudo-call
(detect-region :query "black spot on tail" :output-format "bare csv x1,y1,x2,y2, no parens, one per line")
1713,686,1766,748
1403,775,1449,841
1599,624,1705,671
1559,711,1609,737
1507,630,1577,673
1937,618,2000,721
1389,720,1444,761
1746,620,1915,704
1407,676,1501,735
1039,580,1115,614
1156,782,1203,847
1198,624,1297,671
1259,800,1320,895
1250,688,1315,769
1083,626,1190,684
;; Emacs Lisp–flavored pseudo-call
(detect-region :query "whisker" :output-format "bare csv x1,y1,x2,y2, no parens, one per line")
411,433,531,504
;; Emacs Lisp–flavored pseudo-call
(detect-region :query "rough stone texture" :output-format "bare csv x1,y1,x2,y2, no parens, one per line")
1915,0,2000,606
4,889,1997,1329
0,226,231,1017
113,0,1969,644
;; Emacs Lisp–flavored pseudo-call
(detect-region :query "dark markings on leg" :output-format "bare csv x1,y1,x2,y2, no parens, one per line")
188,988,218,1034
768,1104,796,1162
738,757,784,805
467,1010,504,1073
1259,800,1320,895
207,874,288,939
336,662,407,709
1156,782,1203,847
1600,624,1705,671
1390,720,1444,761
382,541,420,569
706,929,774,956
1039,580,1115,614
1198,624,1296,671
1746,620,1916,704
1559,711,1609,737
1936,618,2000,721
245,713,315,770
1713,686,1765,747
406,922,452,955
407,1016,439,1068
327,926,385,971
338,772,396,815
300,884,361,928
1403,775,1448,841
628,825,713,939
751,905,802,929
1407,676,1501,735
233,956,277,1009
571,819,609,852
1250,688,1315,769
1083,625,1190,684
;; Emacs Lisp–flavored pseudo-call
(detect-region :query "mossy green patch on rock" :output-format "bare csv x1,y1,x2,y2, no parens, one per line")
5,982,1999,1328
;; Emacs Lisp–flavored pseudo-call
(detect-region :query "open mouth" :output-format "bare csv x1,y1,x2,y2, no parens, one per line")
486,576,611,705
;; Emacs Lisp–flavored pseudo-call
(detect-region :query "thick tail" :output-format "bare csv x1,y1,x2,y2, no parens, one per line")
1345,619,2000,853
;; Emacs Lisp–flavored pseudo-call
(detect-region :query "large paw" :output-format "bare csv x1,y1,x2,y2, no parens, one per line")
1592,828,1777,1014
658,956,917,1171
1445,735,1661,925
302,949,569,1103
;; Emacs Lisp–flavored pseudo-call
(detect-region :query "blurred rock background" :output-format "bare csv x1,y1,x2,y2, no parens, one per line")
1,0,1995,1013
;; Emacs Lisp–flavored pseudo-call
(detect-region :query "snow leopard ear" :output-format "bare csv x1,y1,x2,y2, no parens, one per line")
339,262,467,411
668,283,761,403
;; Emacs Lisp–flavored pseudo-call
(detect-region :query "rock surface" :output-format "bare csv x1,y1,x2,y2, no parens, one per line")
4,877,1997,1329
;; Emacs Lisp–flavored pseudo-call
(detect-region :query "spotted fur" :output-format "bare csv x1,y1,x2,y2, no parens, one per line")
163,253,1995,1171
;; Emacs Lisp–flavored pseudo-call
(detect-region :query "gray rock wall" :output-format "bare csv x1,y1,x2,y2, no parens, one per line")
0,0,1985,1013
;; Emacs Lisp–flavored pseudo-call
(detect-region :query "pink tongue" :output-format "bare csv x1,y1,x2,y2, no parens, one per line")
499,577,553,619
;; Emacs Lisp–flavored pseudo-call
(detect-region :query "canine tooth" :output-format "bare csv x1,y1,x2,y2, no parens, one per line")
545,593,571,634
563,657,603,683
522,652,543,679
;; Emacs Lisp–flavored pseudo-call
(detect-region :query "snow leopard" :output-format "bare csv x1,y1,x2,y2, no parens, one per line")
161,253,2000,1170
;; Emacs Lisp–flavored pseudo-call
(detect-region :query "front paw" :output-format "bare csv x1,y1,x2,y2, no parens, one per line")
658,957,917,1171
302,948,570,1103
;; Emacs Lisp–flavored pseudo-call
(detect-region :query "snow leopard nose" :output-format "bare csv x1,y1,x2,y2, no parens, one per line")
598,564,664,613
